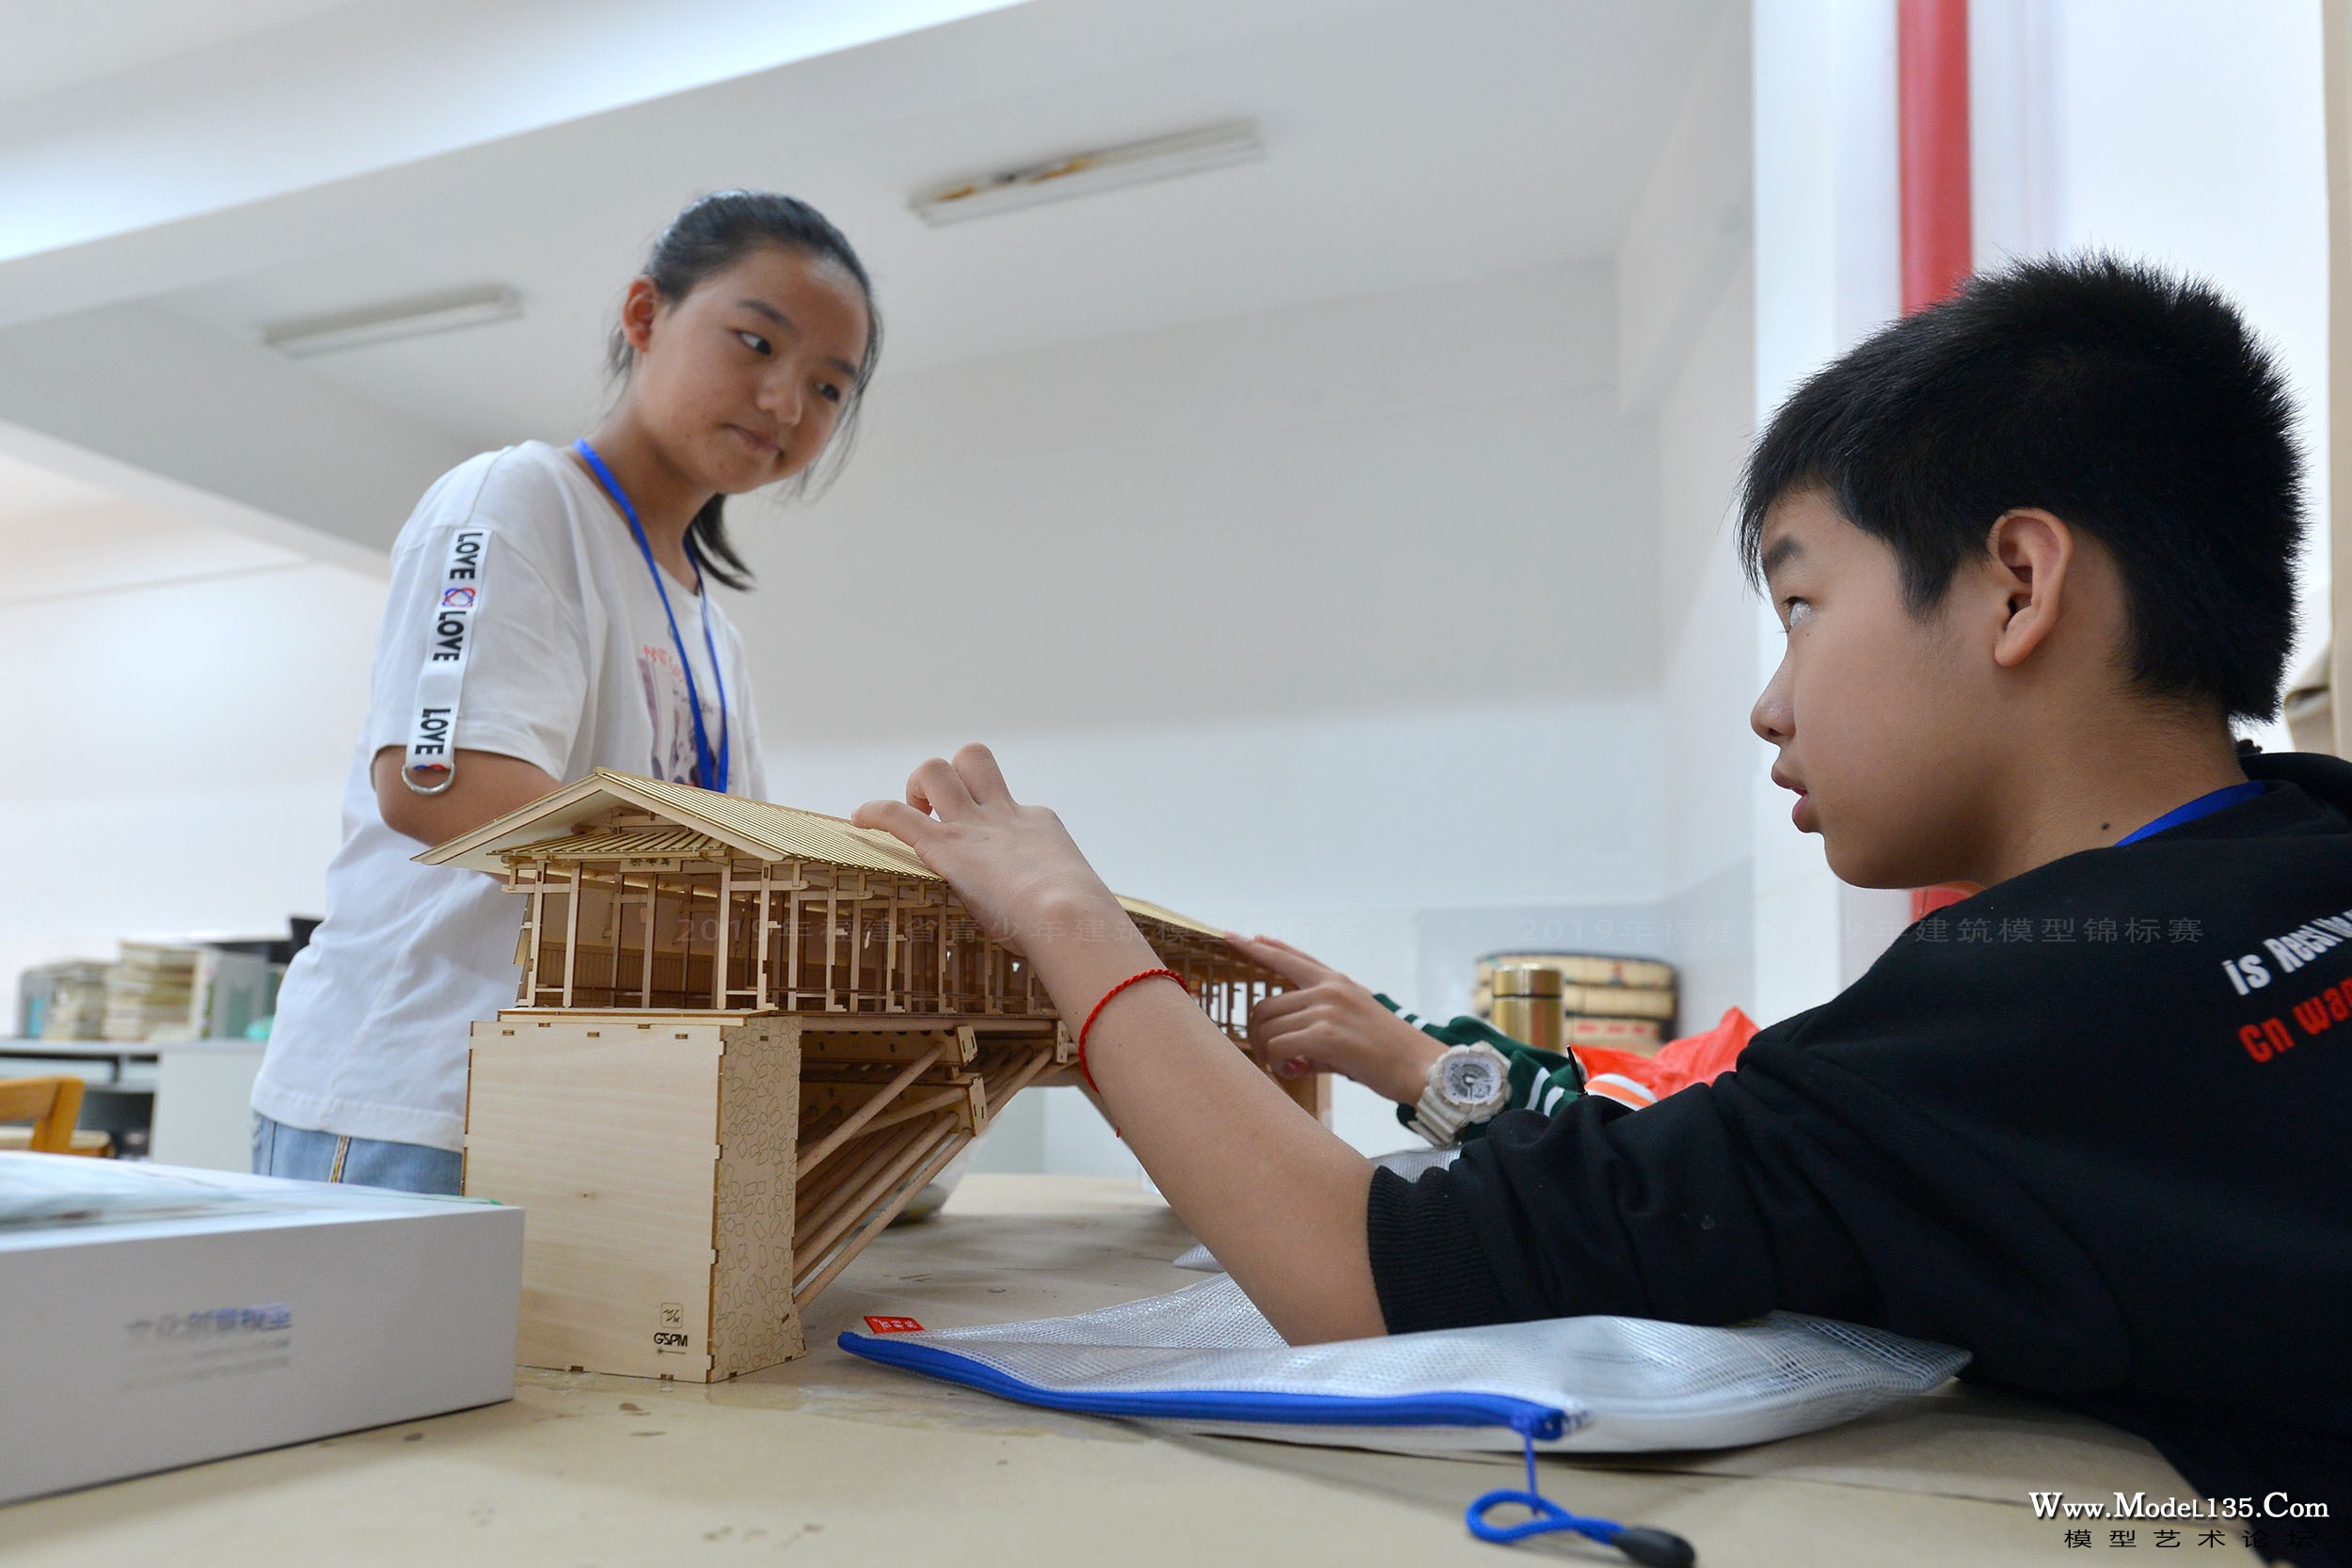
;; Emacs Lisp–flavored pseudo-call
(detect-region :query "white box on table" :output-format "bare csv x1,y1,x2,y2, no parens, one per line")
0,1154,522,1504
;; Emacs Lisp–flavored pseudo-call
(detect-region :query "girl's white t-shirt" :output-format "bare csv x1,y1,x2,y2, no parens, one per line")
253,440,770,1151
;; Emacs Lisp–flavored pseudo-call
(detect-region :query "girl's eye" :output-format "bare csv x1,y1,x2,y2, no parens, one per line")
817,382,843,404
1781,596,1811,629
736,330,771,355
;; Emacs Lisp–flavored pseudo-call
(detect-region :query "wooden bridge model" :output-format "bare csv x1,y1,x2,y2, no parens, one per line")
421,769,1308,1380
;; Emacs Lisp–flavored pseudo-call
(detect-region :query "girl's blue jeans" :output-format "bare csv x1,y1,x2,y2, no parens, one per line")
250,1113,462,1196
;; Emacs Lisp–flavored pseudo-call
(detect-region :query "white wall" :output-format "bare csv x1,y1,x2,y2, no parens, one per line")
1974,0,2331,746
743,261,1667,1171
1625,0,1762,1034
0,501,382,1014
779,704,1670,1174
726,261,1659,737
1654,261,1761,1031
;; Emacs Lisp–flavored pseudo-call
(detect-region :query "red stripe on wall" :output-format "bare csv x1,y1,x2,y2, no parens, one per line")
1900,0,1975,921
1899,0,1973,312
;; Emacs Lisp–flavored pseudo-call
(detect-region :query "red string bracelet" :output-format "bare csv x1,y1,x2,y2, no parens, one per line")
1075,966,1186,1095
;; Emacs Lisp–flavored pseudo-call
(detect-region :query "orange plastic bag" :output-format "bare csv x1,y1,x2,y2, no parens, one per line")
1573,1006,1759,1110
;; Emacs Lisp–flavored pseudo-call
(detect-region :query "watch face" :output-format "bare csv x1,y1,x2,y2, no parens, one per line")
1440,1052,1503,1104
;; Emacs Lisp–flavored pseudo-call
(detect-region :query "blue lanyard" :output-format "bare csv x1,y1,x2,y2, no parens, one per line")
573,439,730,794
2114,780,2265,846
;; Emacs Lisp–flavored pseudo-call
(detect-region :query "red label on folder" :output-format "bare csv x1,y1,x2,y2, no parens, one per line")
863,1315,925,1335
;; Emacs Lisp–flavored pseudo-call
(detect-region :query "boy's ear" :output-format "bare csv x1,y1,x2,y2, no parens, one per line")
1985,508,2075,670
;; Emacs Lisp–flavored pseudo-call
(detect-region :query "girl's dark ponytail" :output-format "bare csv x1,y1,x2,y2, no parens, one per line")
685,495,753,593
609,191,882,591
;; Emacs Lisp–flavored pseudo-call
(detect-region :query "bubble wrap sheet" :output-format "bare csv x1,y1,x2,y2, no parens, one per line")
843,1272,1969,1454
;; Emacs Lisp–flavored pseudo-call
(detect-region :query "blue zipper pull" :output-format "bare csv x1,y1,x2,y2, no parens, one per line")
1467,1429,1696,1565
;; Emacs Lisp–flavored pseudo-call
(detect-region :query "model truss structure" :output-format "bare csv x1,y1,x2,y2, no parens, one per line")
422,768,1307,1379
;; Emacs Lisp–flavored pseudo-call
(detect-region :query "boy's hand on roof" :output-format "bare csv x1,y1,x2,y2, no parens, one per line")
860,750,1388,1349
1227,934,1447,1106
852,743,1136,966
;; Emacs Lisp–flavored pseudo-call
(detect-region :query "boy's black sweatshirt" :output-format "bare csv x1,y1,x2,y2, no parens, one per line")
1369,752,2352,1561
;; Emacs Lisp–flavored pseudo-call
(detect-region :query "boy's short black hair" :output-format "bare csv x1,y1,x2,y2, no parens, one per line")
1738,255,2305,722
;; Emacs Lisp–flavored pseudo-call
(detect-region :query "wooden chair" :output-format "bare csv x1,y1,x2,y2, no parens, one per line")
0,1075,88,1153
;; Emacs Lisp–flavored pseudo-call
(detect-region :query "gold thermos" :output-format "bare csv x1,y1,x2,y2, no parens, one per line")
1488,964,1564,1053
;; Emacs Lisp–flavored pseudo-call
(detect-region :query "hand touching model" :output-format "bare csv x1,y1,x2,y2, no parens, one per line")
1225,934,1446,1105
852,747,1121,960
855,744,1387,1344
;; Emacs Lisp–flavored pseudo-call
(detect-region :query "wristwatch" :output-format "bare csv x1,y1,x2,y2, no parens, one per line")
1411,1042,1512,1148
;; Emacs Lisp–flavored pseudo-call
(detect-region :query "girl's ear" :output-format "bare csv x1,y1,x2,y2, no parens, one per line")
617,277,662,357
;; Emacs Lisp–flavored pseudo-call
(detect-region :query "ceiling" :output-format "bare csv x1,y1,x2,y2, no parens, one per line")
0,0,368,108
0,450,106,521
0,0,1740,760
114,0,1722,453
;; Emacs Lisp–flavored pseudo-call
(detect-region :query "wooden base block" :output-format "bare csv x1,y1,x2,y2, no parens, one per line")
462,1010,1066,1382
464,1012,803,1382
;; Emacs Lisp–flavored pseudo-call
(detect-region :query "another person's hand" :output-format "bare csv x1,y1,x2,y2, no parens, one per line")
851,743,1132,962
1226,933,1446,1105
857,746,1389,1345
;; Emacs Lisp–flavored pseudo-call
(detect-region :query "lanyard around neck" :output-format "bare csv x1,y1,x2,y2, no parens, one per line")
2113,779,2265,846
573,439,730,794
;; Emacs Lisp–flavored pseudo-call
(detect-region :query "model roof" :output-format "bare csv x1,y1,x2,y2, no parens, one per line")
416,768,1226,938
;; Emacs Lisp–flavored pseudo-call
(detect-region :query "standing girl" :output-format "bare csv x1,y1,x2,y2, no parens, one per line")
252,191,881,1194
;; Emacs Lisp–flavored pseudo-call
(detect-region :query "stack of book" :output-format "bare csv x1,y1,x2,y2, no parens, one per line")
21,959,111,1039
1473,951,1677,1053
100,942,206,1043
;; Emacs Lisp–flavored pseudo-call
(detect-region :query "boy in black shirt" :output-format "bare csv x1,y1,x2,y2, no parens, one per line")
855,257,2349,1563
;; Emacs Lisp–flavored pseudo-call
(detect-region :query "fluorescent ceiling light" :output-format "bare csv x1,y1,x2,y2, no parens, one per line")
263,285,521,358
910,120,1264,228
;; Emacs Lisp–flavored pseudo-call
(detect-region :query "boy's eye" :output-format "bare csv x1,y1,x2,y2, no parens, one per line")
736,330,771,355
1780,596,1811,628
